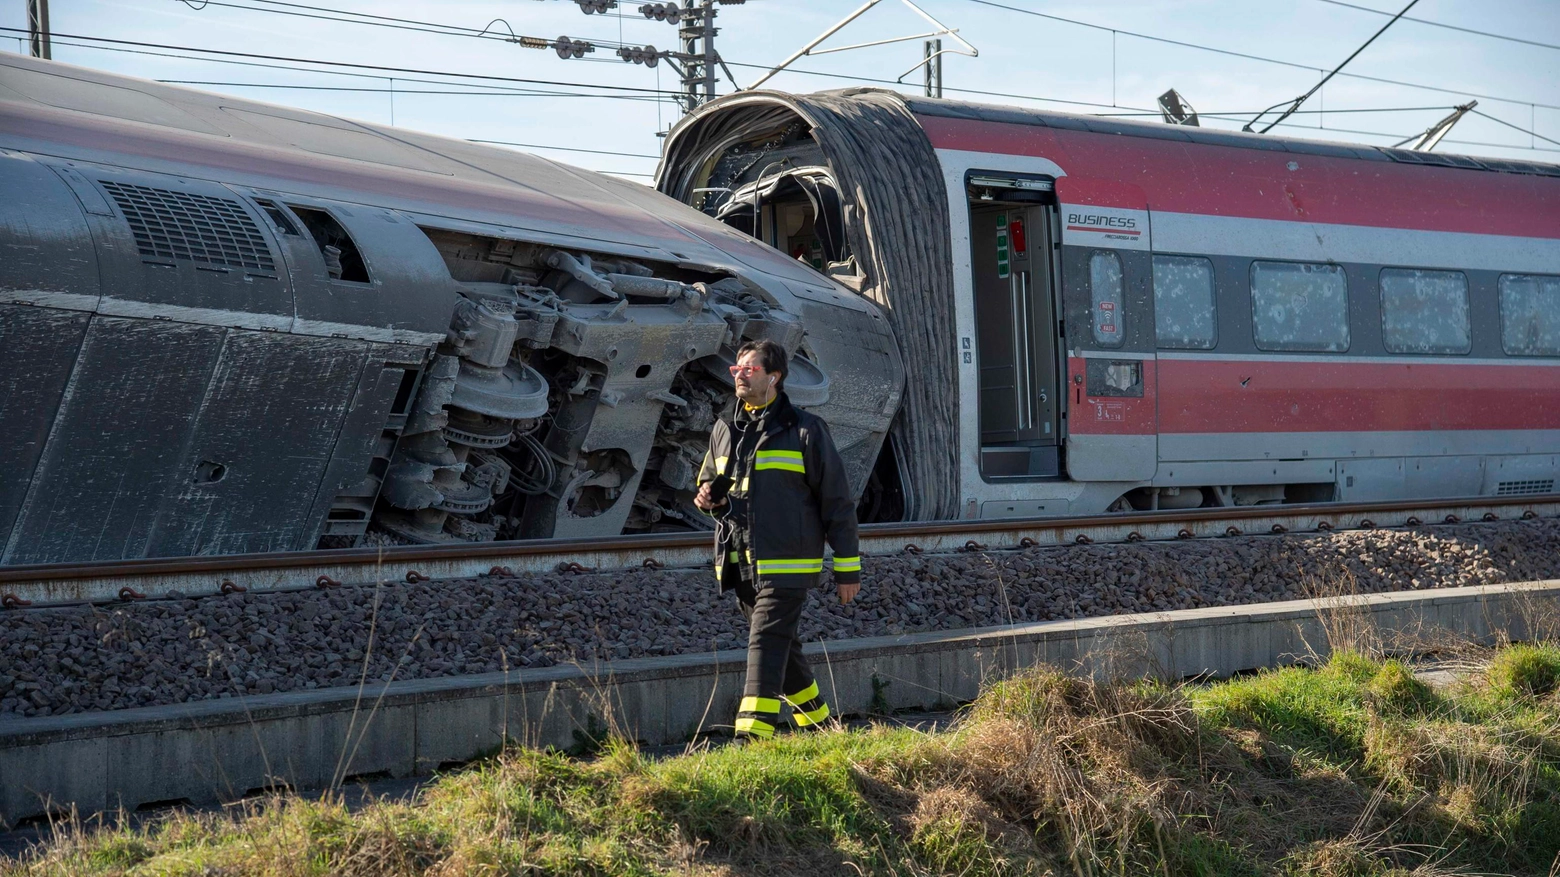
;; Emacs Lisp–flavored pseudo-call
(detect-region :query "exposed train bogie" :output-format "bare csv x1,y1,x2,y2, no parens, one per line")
0,56,902,564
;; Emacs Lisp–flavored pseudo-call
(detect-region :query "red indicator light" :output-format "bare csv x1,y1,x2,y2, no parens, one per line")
1009,218,1026,256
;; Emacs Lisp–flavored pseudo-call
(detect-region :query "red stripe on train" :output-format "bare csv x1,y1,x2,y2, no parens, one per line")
921,115,1560,240
1066,225,1142,236
1157,358,1560,434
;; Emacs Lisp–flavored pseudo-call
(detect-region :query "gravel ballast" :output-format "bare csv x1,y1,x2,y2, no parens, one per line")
2,520,1559,719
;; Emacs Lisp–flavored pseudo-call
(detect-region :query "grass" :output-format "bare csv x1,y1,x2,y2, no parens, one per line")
6,648,1560,876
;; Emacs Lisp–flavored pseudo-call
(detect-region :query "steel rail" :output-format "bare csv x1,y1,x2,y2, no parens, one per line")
2,494,1557,608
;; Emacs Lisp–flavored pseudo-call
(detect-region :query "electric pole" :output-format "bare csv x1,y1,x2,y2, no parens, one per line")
27,0,50,59
923,38,942,98
678,0,716,113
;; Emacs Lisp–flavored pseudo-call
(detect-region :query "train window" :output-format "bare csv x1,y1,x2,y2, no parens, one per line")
1153,255,1215,349
1499,273,1560,356
1380,269,1470,354
1089,250,1124,347
1251,261,1348,352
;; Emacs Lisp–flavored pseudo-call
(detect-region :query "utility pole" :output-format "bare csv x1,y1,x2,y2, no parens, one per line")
678,0,717,113
923,38,942,98
27,0,50,59
637,0,733,114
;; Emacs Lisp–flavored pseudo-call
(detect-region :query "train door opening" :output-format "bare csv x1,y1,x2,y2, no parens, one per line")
967,176,1062,479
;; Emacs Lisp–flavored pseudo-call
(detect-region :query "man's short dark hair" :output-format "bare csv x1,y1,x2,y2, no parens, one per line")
737,339,787,389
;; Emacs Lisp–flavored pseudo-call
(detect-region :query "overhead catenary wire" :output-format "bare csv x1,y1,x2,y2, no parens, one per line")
956,0,1560,112
1469,109,1560,150
165,0,1560,120
1311,0,1560,52
468,139,660,159
0,28,686,97
157,79,668,102
16,23,1552,160
43,38,678,107
168,0,643,50
1191,112,1560,154
1245,0,1422,133
720,58,1559,155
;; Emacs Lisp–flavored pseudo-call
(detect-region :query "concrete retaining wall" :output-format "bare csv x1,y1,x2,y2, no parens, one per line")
4,580,1557,826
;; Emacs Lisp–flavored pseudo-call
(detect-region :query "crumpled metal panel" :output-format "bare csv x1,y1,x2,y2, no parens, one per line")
0,305,91,548
2,317,227,564
143,332,369,557
662,91,948,518
0,316,401,563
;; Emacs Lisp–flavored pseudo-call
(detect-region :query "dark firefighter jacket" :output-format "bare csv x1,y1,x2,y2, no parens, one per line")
697,391,861,591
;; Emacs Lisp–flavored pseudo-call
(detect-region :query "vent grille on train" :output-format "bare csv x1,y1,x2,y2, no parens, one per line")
100,181,276,273
1496,479,1555,496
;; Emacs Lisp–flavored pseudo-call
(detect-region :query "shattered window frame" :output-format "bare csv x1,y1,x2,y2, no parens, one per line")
1152,254,1217,350
1089,249,1125,348
1379,268,1471,355
1499,273,1560,357
1250,260,1350,353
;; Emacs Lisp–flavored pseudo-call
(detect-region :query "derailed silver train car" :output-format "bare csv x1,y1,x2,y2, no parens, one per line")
0,56,903,564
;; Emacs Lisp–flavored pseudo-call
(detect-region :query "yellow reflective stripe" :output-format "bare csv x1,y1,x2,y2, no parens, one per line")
739,696,781,714
754,449,805,473
733,717,774,737
737,477,750,492
728,551,739,563
784,681,820,706
832,556,861,572
757,450,803,461
714,456,729,471
755,558,824,574
792,702,831,727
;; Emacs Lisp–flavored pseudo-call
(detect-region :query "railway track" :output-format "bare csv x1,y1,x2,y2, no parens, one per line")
4,495,1559,609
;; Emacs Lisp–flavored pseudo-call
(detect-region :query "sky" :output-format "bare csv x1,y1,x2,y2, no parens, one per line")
1,0,1556,182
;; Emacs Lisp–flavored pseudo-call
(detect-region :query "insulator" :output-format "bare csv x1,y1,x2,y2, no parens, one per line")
616,44,659,67
640,2,680,23
575,0,617,12
553,36,594,59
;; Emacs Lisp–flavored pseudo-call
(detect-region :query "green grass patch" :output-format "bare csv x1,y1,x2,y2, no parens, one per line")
1486,642,1560,701
7,649,1560,876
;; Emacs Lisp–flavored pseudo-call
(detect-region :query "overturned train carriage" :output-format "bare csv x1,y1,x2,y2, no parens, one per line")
0,56,903,565
659,88,1560,520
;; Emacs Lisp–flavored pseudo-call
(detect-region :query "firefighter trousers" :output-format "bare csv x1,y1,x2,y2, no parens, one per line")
732,580,832,739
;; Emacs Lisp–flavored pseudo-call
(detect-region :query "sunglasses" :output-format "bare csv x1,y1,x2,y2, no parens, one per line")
728,365,764,376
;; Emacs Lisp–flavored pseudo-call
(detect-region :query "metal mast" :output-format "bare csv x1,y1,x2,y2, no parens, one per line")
923,38,942,97
677,0,717,113
27,0,51,59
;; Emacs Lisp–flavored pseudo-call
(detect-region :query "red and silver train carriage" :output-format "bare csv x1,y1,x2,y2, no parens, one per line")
659,89,1560,522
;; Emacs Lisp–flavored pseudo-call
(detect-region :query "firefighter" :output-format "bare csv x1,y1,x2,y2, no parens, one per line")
694,339,861,741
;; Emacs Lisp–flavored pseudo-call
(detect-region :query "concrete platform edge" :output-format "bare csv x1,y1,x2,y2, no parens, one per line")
3,580,1556,825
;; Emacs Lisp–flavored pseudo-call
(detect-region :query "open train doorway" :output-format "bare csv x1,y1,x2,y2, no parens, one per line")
968,174,1062,479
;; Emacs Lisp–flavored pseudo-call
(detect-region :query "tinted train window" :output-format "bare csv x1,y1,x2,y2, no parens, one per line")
1251,261,1348,352
1380,269,1470,354
1500,274,1560,356
1089,250,1123,347
1153,255,1215,349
